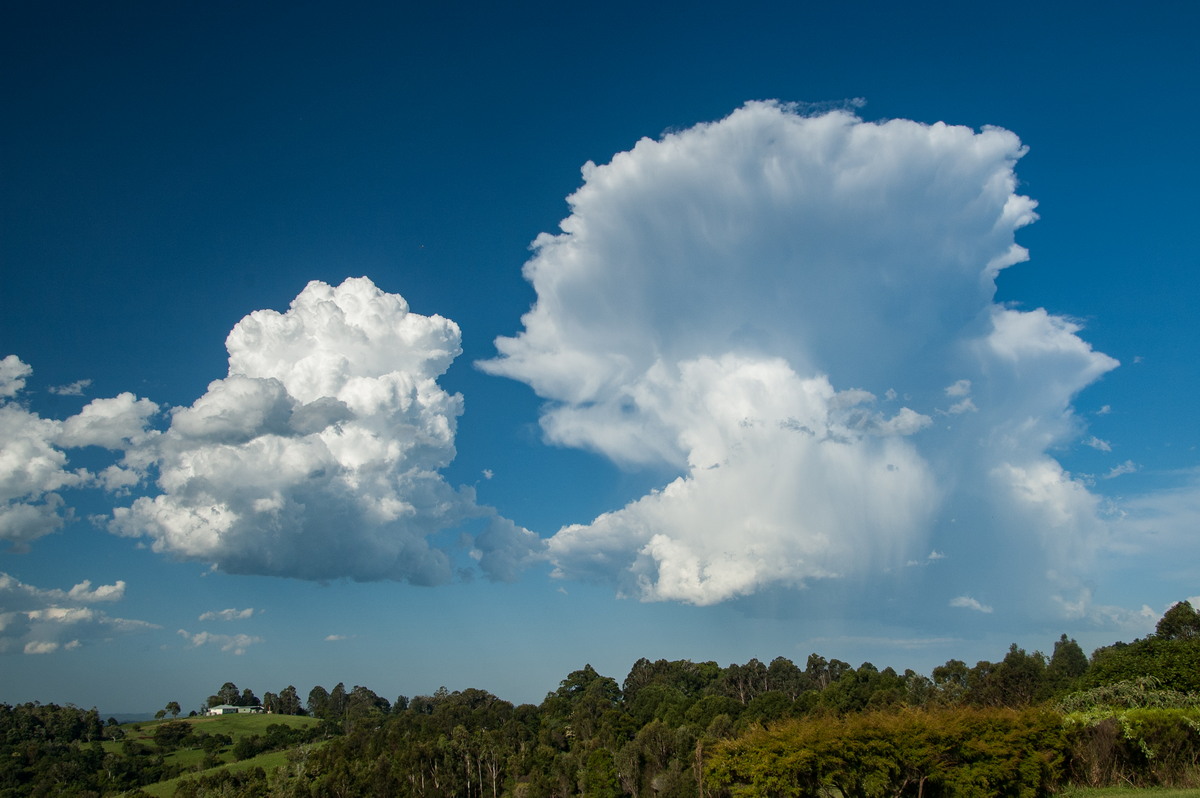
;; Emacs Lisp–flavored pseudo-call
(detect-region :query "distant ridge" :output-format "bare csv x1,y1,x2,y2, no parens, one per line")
105,712,156,723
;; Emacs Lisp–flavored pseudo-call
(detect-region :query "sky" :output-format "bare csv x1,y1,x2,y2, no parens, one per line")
1,0,1198,714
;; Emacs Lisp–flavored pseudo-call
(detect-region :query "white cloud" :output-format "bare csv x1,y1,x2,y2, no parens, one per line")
50,379,92,397
482,102,1120,611
58,393,160,450
178,629,262,655
1105,460,1139,479
950,595,993,613
198,608,255,622
0,358,159,549
0,571,153,655
0,356,32,398
945,380,972,397
110,277,488,584
0,385,82,550
1083,436,1112,452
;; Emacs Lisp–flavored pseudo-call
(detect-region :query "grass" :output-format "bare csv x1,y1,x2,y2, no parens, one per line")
136,746,317,797
107,713,324,796
1058,788,1200,797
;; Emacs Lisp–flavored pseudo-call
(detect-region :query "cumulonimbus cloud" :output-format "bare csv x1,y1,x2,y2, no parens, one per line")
482,101,1122,610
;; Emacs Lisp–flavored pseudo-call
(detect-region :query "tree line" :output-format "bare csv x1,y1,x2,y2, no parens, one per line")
3,599,1199,797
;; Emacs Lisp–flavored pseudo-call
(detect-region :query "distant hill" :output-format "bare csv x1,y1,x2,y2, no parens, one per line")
105,712,157,723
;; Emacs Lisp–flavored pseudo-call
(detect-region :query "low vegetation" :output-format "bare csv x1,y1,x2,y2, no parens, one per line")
2,600,1198,797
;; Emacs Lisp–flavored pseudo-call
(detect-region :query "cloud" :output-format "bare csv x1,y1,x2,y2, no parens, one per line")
0,377,83,550
0,358,160,549
50,379,92,397
198,608,255,622
1083,436,1112,452
178,629,262,655
945,380,972,398
57,393,160,450
472,516,547,582
110,277,487,584
950,596,994,613
0,355,32,398
1104,460,1139,479
482,102,1119,612
0,572,154,655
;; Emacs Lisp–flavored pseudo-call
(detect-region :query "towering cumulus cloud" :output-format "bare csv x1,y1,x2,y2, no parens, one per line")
112,277,480,584
482,102,1118,610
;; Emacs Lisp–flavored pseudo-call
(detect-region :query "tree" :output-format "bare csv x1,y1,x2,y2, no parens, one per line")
208,682,240,708
328,682,348,718
165,701,181,719
1155,600,1200,640
307,685,331,718
969,645,1048,707
153,720,192,751
239,687,260,707
1047,634,1089,695
278,685,303,715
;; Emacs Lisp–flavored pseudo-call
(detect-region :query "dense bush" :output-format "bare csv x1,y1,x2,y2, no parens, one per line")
705,707,1065,798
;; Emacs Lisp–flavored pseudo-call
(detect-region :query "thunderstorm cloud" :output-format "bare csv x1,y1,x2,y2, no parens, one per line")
482,102,1121,612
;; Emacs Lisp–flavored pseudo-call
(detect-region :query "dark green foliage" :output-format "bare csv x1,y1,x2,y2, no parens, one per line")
13,599,1200,796
1087,635,1200,693
174,766,269,798
207,682,241,708
0,702,178,796
967,644,1049,707
1156,599,1200,640
152,719,192,750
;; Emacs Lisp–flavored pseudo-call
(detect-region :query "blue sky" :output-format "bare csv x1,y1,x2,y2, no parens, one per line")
2,0,1197,713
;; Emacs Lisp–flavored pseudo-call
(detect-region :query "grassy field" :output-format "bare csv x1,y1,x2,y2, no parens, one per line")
137,746,315,797
1058,788,1200,797
108,713,324,796
118,711,320,742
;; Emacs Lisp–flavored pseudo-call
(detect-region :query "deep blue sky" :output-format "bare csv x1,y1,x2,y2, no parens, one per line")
2,0,1197,713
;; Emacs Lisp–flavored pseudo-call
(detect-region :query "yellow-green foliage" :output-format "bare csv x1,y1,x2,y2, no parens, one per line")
704,706,1065,798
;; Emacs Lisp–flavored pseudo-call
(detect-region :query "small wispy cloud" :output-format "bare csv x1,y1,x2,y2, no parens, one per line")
1083,436,1112,452
945,380,972,397
941,380,977,414
906,550,947,567
24,638,69,652
324,634,354,642
946,398,978,414
49,379,92,396
950,595,993,613
178,629,262,655
1104,460,1139,479
198,608,255,622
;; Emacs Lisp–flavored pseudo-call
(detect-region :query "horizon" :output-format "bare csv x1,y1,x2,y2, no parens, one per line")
2,0,1198,712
